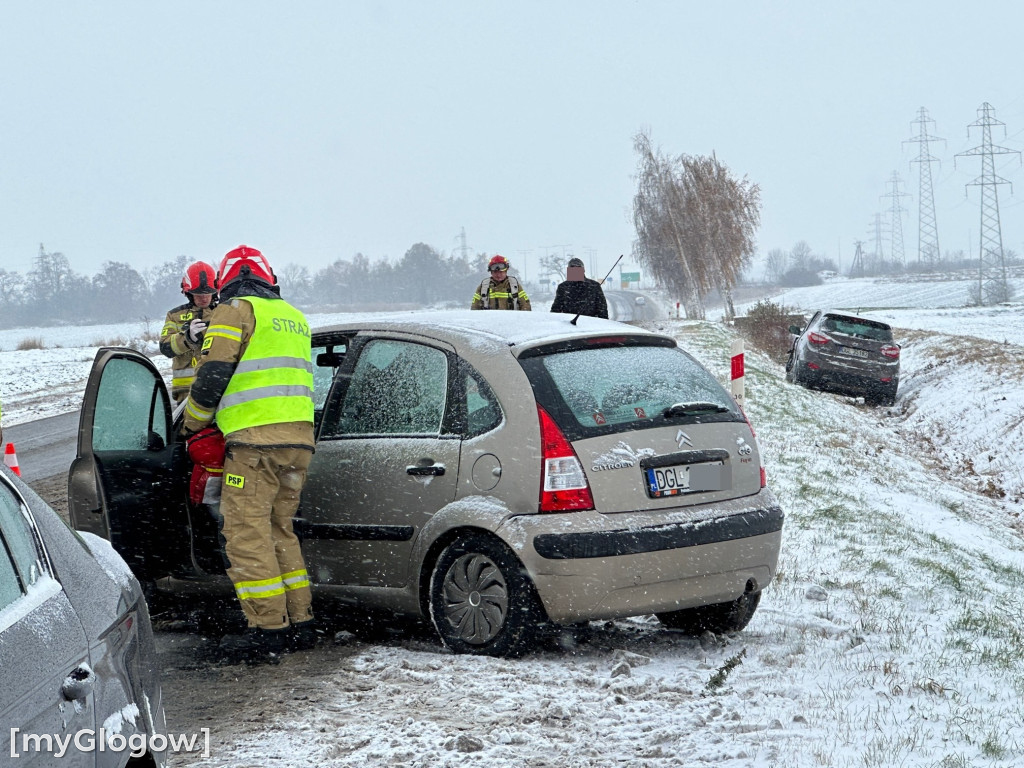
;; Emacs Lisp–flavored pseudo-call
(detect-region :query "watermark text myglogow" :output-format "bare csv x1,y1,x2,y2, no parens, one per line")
9,727,211,759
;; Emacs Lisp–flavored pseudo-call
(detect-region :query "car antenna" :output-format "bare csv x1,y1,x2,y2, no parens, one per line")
571,254,624,325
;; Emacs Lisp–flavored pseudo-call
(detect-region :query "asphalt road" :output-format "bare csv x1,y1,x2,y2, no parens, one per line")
604,290,663,322
5,410,79,483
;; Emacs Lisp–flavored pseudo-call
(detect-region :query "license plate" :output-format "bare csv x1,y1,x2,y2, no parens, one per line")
843,346,869,358
645,462,726,498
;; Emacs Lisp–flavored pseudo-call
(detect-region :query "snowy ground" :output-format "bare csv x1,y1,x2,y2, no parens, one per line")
4,277,1024,766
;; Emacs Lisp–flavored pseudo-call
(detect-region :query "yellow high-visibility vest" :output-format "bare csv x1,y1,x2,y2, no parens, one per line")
215,297,314,436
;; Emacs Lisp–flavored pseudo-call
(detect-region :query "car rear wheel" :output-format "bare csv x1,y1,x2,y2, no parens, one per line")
871,385,897,407
429,533,544,657
656,590,761,635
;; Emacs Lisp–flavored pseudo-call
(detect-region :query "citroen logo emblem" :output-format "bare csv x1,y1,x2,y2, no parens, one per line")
676,429,693,449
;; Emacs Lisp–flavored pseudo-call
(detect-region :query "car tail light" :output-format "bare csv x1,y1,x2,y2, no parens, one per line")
537,405,594,512
807,332,830,345
881,345,900,359
739,406,767,489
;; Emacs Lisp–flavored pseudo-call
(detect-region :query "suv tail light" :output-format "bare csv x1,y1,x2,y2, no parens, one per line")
537,405,594,512
807,332,830,345
880,345,900,359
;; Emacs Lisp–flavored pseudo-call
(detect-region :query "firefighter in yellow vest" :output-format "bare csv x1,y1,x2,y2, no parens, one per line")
160,261,219,403
471,254,532,310
182,245,316,661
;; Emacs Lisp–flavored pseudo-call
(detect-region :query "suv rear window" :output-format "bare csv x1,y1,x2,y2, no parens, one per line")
822,315,893,342
520,343,740,438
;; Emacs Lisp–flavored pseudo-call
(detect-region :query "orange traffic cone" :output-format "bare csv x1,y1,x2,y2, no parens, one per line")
3,443,20,477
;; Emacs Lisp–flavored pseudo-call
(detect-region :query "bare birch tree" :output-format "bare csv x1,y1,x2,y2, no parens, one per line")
632,132,761,319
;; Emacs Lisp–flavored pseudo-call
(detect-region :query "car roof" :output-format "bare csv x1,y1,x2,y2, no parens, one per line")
312,310,665,353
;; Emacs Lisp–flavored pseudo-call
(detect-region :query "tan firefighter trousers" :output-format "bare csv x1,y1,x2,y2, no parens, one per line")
220,445,314,630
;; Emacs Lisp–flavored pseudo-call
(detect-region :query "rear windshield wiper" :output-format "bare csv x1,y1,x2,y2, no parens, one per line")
662,402,732,418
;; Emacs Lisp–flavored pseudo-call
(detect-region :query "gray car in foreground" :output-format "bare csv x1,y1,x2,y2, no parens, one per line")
70,311,783,657
786,309,901,405
0,467,166,767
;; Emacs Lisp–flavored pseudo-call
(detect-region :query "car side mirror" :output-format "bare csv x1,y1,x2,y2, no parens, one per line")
147,430,166,452
788,325,802,335
317,351,345,367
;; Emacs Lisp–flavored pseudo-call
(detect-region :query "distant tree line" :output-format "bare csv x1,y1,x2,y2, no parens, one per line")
0,243,498,330
761,241,1020,287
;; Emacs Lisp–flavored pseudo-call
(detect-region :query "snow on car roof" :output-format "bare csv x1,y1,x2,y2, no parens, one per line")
312,309,662,350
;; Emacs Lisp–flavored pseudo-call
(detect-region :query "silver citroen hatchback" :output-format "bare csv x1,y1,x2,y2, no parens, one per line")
70,311,783,657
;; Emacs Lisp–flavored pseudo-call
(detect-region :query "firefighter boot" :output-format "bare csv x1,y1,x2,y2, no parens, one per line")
288,620,321,652
218,626,289,663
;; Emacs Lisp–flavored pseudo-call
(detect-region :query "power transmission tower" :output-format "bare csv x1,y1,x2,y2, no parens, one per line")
454,227,471,261
850,240,866,278
904,107,944,270
868,213,887,274
955,102,1022,305
881,172,910,270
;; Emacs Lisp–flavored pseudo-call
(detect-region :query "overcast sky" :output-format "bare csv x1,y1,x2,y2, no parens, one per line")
3,1,1024,284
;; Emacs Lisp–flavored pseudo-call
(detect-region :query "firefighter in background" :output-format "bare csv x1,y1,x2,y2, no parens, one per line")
471,254,532,310
160,261,219,403
182,245,316,661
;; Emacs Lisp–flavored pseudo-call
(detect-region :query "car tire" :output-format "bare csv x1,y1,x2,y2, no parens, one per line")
656,590,761,635
429,533,545,657
790,363,805,387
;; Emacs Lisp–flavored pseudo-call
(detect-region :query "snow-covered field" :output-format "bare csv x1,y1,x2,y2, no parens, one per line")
3,276,1024,766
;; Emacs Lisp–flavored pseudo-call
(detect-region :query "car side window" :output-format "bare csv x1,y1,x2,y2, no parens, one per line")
0,484,44,611
94,357,169,451
0,538,20,612
463,369,501,437
335,339,448,436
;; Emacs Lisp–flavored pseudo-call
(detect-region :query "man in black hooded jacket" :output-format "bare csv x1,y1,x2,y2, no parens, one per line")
550,257,609,319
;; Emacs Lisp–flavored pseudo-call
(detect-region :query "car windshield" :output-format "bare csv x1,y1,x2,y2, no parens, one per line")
522,343,739,434
821,315,893,342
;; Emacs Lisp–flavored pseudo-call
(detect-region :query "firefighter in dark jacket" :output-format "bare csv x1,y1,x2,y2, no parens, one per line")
550,257,608,319
182,245,317,660
160,261,219,403
471,254,532,310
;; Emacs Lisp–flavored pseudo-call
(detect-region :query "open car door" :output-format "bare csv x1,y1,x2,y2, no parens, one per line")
68,347,192,583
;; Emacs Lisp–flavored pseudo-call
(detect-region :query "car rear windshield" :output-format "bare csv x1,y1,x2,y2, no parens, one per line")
519,342,741,439
822,315,893,342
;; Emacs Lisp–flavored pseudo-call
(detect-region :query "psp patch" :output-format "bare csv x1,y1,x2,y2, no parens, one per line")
225,473,245,489
201,335,213,351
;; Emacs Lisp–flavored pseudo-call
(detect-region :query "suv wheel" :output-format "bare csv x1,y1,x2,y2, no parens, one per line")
656,590,761,635
429,534,544,657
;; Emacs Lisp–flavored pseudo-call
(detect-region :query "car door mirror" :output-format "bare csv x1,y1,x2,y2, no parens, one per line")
316,350,345,367
788,325,802,335
147,430,165,452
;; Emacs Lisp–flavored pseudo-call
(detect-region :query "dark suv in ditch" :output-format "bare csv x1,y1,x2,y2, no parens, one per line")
786,310,900,405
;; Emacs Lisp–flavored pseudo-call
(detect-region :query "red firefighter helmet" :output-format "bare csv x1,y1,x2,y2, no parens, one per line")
488,254,510,272
217,245,276,288
180,261,218,296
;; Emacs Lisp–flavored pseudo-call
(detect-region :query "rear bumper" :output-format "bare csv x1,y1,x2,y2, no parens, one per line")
503,489,784,624
800,350,898,395
533,506,782,559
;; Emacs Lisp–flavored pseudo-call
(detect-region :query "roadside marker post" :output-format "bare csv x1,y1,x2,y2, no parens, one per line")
4,443,21,477
730,340,745,406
